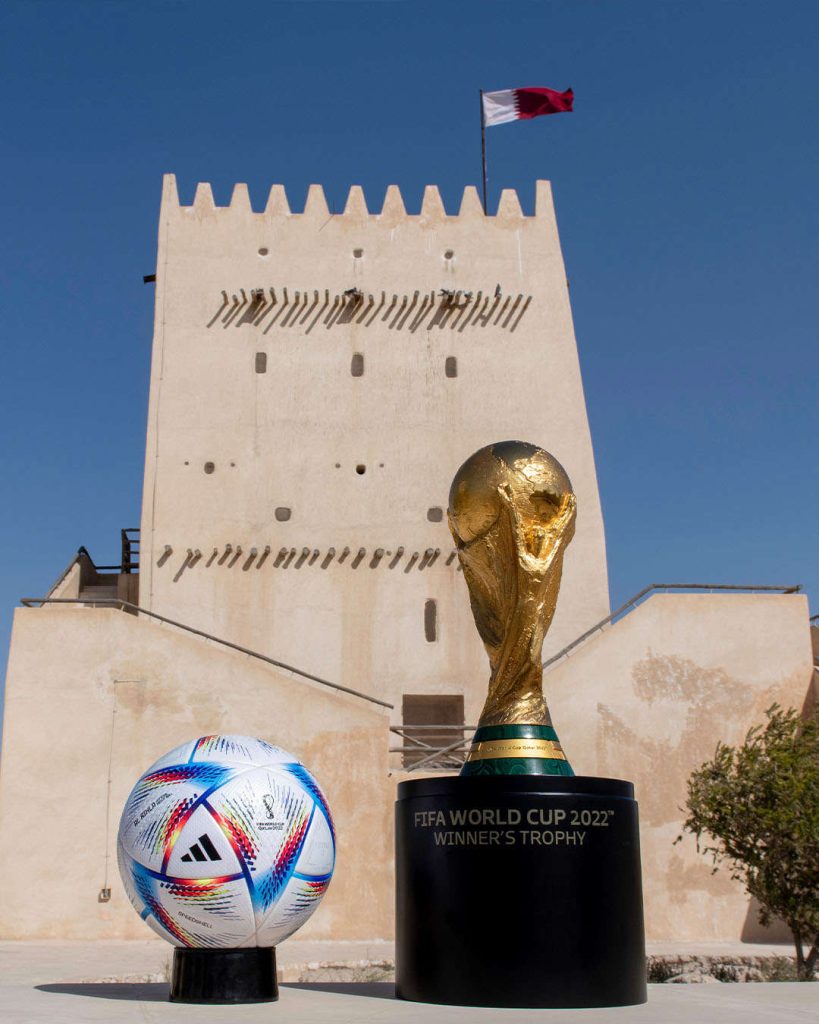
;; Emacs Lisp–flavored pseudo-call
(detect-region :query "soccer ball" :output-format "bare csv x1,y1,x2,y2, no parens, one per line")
117,735,335,948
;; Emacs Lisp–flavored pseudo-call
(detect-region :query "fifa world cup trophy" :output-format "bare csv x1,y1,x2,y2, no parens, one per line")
395,440,647,1009
448,440,576,775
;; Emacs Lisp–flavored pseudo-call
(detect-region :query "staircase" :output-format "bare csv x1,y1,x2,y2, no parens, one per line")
49,531,141,607
78,582,119,603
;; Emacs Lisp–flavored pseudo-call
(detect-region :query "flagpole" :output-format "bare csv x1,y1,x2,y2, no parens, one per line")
479,89,488,214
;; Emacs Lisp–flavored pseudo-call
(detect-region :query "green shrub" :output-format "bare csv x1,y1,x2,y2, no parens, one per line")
678,704,818,980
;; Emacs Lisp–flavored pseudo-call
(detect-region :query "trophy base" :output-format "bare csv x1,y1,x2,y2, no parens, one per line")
395,774,646,1008
169,947,278,1003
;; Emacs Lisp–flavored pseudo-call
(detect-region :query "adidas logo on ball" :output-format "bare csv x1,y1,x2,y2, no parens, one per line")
180,834,222,863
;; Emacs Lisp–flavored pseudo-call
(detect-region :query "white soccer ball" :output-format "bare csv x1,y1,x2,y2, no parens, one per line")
117,735,335,948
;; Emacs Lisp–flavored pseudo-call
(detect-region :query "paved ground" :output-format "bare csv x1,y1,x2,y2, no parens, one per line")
0,939,800,986
1,942,815,1023
0,940,395,986
2,981,817,1024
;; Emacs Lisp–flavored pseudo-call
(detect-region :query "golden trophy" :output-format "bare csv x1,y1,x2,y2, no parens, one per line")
449,440,577,775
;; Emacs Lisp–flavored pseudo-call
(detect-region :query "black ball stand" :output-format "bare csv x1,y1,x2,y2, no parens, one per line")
396,775,646,1008
170,947,278,1003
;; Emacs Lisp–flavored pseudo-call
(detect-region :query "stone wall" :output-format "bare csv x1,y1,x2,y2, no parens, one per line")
0,590,813,942
544,591,814,942
0,606,392,941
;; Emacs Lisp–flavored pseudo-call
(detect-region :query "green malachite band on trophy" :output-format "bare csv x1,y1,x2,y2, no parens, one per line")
473,724,561,743
460,724,575,778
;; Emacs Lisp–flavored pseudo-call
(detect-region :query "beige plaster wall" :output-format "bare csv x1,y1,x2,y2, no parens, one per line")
139,176,609,726
48,561,81,600
0,606,392,941
544,592,815,942
0,593,813,943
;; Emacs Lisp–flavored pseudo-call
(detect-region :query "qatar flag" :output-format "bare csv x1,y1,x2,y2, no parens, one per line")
482,86,574,127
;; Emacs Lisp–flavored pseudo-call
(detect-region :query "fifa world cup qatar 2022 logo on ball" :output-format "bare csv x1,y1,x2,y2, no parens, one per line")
117,735,335,952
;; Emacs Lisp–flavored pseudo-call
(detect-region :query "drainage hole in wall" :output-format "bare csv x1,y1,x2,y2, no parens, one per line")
356,464,366,475
258,247,269,256
204,462,215,474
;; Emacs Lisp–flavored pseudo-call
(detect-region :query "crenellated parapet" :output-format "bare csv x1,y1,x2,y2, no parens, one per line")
160,174,554,224
155,175,562,337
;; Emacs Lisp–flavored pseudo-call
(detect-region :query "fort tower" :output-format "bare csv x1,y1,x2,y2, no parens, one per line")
140,175,609,728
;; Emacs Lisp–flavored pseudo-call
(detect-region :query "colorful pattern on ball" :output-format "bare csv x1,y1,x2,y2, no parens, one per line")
117,735,335,948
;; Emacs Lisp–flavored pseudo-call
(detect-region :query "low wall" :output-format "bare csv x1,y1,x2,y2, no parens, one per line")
1,593,813,945
0,606,393,941
545,592,814,942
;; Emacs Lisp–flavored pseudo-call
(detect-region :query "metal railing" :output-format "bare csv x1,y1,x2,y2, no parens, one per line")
19,596,394,711
543,582,801,671
390,724,476,772
120,528,140,574
91,529,141,573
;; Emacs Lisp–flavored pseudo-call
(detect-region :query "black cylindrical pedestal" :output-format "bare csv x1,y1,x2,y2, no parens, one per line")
396,775,646,1008
170,947,278,1004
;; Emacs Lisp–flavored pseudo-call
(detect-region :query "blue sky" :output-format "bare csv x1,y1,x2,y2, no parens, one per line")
2,0,817,686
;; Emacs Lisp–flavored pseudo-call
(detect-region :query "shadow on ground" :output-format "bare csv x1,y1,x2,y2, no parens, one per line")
282,982,395,1000
36,983,169,1001
37,981,397,1002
